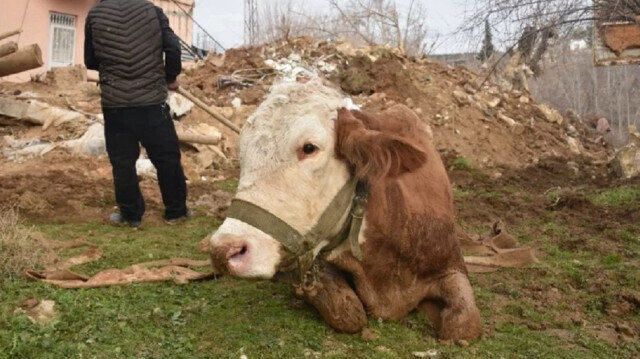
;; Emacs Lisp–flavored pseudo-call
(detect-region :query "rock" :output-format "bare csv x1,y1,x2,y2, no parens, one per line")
486,97,501,108
498,113,525,134
613,127,640,178
288,53,302,62
566,125,578,137
453,90,471,106
335,41,356,57
519,96,530,104
231,97,242,108
567,137,582,155
369,92,386,102
167,92,194,118
14,299,58,326
614,145,640,179
412,349,439,358
136,158,157,180
536,104,564,125
375,346,392,353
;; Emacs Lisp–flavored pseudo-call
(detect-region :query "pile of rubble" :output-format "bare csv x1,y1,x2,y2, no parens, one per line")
183,37,613,171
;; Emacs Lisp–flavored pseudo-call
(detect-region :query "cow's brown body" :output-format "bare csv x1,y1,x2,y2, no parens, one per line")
301,105,482,340
208,79,482,341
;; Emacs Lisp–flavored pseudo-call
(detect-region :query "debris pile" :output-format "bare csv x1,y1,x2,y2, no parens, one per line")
183,36,612,169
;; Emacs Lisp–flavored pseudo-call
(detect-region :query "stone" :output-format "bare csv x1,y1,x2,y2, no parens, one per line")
536,104,564,125
412,349,439,358
567,137,582,155
369,92,386,102
453,90,471,106
231,97,242,108
486,97,501,108
613,125,640,179
167,92,194,117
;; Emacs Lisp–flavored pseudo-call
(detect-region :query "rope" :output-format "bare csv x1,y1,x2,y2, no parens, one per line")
167,0,226,51
17,0,31,45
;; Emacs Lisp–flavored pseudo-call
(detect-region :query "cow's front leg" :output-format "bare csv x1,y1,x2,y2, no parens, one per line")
420,271,483,341
294,262,367,334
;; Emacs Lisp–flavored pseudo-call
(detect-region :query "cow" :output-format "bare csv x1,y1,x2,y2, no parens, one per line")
208,79,482,341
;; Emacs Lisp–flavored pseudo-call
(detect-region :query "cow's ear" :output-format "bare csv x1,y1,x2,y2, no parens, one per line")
335,108,427,179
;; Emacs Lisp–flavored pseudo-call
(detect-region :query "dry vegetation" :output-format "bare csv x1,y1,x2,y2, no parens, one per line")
0,206,53,281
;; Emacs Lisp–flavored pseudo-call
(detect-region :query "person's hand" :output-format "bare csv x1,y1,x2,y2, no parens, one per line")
167,80,179,91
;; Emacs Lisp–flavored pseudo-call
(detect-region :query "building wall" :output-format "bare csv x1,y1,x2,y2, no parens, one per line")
151,0,194,46
1,0,194,82
1,0,98,81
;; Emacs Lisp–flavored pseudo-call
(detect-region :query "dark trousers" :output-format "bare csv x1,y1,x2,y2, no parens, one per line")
103,104,187,221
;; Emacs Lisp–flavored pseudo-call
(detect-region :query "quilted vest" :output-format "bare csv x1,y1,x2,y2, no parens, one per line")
88,0,167,108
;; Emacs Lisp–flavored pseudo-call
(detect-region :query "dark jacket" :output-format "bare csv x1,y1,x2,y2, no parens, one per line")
84,0,182,108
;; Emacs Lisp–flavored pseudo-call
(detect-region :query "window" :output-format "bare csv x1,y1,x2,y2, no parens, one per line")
48,12,76,69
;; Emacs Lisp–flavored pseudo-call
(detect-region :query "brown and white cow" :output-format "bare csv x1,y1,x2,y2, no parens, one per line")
208,79,482,341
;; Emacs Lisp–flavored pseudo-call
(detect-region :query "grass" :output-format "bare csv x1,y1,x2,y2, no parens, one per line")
452,156,471,170
590,184,640,207
1,202,639,357
214,178,239,193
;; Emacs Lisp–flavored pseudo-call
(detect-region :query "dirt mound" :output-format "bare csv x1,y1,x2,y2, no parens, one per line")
182,37,611,169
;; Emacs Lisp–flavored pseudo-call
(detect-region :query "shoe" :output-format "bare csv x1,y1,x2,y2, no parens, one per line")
109,213,141,229
164,209,194,225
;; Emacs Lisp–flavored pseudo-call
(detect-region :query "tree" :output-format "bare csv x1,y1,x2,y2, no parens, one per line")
326,0,433,56
477,19,495,62
462,0,640,75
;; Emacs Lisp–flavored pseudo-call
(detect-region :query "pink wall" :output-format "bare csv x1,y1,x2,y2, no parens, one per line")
152,0,194,46
1,0,194,82
0,0,98,81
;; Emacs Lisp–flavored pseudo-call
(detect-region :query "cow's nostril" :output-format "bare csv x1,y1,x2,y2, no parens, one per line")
227,244,249,261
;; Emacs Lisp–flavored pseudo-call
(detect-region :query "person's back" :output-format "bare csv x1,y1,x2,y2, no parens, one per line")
85,0,189,227
86,0,170,108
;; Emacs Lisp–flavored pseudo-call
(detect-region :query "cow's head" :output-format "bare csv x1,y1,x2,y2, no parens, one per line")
208,79,426,279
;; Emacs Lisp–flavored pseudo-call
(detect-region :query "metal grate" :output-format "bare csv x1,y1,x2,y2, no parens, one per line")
49,13,76,68
50,12,76,27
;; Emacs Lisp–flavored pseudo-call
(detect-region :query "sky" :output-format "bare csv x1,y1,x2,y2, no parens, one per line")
193,0,478,54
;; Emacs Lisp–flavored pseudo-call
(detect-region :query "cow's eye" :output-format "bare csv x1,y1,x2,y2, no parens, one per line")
303,143,317,155
297,143,318,160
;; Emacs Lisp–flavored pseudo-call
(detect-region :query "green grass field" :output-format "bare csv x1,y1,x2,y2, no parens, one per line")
1,181,639,358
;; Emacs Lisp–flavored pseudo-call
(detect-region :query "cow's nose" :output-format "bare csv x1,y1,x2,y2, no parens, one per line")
210,237,250,273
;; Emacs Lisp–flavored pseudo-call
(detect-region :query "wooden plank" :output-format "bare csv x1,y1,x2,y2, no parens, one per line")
0,44,44,77
0,41,18,58
0,29,22,42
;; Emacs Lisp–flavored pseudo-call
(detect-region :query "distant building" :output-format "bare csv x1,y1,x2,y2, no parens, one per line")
0,0,194,82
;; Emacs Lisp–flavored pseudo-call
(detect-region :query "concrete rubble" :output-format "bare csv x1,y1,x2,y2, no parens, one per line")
613,125,640,179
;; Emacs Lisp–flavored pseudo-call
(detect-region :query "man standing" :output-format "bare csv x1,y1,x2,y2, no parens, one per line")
85,0,189,228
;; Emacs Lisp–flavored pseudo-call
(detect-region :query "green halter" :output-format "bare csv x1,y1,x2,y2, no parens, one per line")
227,177,368,282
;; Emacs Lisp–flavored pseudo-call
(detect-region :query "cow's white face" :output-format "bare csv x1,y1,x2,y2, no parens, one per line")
209,80,352,279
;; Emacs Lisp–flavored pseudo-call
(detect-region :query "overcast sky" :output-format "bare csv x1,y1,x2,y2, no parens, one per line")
193,0,477,54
